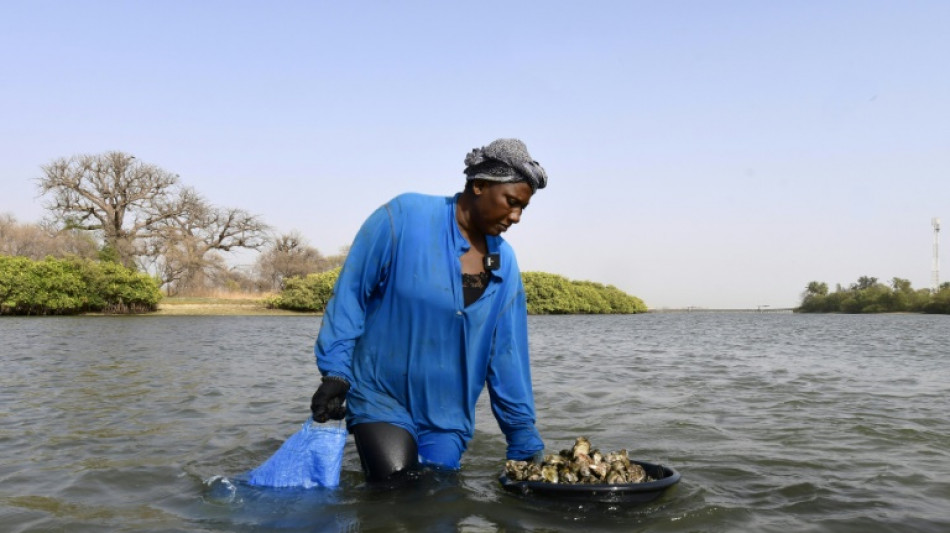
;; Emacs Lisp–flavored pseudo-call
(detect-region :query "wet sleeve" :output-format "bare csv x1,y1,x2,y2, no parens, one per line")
486,282,545,460
314,204,394,383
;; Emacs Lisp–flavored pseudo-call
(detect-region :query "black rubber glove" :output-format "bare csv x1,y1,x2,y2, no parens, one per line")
310,377,350,423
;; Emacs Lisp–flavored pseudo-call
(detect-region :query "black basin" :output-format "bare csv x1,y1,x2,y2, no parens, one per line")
499,460,680,504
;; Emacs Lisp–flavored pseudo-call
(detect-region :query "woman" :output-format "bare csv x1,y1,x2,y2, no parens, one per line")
310,138,547,482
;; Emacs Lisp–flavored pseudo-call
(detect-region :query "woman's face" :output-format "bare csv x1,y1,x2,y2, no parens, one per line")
471,180,534,237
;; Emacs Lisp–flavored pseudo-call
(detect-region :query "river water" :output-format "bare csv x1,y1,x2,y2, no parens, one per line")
1,313,948,532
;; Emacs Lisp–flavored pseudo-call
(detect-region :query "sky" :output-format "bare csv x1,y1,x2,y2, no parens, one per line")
2,1,948,309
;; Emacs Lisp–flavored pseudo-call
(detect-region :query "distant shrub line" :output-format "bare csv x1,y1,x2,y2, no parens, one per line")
12,257,950,317
265,268,647,315
0,255,162,315
798,277,950,314
521,271,647,314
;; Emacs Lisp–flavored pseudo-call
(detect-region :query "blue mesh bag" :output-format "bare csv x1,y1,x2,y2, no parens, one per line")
247,418,347,488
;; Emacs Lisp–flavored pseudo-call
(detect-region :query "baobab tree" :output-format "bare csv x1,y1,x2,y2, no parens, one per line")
38,151,187,267
38,151,269,293
148,196,269,294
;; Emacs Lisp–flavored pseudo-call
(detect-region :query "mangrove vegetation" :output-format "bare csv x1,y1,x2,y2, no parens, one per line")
798,276,950,314
0,255,162,315
265,268,647,314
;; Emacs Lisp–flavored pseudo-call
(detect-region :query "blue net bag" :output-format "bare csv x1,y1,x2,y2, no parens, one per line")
247,418,347,488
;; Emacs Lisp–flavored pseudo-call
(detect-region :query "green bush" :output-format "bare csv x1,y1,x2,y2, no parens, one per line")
797,277,950,314
0,256,36,311
267,267,340,312
923,286,950,314
81,260,163,313
522,271,578,314
0,255,161,315
522,271,646,315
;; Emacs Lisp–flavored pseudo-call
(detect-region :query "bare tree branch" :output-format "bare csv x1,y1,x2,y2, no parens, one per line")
252,231,345,291
38,151,181,266
37,151,271,294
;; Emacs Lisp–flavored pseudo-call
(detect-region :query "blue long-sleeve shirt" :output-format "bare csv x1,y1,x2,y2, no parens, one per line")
315,192,543,460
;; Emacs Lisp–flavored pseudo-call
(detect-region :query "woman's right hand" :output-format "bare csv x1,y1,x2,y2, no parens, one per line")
310,377,350,423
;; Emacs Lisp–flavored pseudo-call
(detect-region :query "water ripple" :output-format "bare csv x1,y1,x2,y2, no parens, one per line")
2,314,950,532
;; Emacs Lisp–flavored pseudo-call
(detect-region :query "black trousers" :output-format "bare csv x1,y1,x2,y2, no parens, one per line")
351,422,418,482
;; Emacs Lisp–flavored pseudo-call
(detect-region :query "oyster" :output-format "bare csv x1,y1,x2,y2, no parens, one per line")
503,437,656,485
504,460,529,481
588,460,607,480
627,463,647,483
571,436,591,458
591,450,604,465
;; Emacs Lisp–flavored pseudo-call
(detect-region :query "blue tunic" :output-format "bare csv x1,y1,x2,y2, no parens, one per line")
315,192,544,462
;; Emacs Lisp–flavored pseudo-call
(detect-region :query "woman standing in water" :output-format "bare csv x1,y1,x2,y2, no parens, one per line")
311,138,547,482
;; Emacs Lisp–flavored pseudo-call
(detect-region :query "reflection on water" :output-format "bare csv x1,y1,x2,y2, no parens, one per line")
2,314,949,532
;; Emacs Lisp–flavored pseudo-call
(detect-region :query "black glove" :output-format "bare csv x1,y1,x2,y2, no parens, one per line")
310,376,350,423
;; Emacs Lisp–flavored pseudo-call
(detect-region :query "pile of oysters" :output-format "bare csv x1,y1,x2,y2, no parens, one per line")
504,437,651,485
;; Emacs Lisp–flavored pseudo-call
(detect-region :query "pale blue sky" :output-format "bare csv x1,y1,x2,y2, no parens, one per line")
2,1,948,309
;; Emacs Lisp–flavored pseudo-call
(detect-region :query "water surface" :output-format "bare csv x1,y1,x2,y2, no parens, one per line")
2,313,948,532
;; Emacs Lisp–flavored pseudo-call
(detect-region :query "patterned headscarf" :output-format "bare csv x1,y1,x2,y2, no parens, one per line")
463,138,548,192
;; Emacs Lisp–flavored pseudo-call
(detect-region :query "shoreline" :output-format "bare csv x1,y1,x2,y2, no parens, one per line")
151,298,798,316
152,297,318,316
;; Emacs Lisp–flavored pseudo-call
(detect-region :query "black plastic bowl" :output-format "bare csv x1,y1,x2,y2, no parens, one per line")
498,460,680,504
